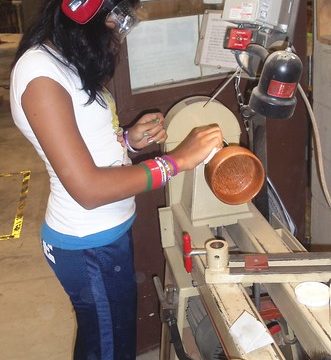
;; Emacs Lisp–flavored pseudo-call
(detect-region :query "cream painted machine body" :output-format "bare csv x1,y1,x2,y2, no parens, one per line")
163,96,252,228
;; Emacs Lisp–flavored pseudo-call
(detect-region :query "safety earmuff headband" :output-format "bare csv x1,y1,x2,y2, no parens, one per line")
61,0,116,24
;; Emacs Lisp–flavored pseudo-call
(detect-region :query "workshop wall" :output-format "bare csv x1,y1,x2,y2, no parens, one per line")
311,0,331,249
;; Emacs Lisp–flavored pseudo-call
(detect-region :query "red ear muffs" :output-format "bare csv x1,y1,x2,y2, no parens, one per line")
61,0,104,24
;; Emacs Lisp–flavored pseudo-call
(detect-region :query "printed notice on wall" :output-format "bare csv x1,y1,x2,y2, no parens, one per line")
196,11,237,69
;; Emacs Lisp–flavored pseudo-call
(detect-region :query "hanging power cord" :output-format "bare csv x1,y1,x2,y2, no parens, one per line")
153,276,193,360
233,47,331,209
297,84,331,208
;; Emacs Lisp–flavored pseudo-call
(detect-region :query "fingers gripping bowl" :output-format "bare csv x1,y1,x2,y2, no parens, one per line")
204,145,265,205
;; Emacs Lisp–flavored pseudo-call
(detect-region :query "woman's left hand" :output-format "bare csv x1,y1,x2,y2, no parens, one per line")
123,112,167,150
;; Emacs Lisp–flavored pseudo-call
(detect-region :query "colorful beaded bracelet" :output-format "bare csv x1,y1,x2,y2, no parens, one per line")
139,154,180,192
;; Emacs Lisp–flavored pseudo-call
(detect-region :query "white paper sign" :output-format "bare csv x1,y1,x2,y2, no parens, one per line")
198,13,237,69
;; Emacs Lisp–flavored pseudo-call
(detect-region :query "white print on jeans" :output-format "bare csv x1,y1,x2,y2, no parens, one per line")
43,240,56,264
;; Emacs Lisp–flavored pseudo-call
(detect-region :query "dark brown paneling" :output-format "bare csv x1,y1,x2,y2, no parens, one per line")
133,189,165,354
267,2,308,243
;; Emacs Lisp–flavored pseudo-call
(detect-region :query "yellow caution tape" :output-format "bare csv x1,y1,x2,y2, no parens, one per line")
0,170,31,240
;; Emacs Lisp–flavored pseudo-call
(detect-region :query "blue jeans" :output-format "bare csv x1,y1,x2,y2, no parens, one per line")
42,230,137,360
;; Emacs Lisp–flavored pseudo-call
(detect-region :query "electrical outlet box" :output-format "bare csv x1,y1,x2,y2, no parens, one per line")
222,0,293,33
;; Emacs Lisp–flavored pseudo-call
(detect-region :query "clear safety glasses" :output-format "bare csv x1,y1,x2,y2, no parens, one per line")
105,0,140,41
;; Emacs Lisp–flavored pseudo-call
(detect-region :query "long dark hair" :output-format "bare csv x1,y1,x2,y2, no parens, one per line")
13,0,122,106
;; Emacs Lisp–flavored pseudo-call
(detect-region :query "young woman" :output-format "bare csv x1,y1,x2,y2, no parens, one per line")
10,0,223,359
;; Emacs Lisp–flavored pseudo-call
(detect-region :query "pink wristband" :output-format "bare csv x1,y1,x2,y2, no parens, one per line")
162,155,179,176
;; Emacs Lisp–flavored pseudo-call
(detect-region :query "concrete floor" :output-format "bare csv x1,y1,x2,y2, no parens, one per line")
0,34,159,360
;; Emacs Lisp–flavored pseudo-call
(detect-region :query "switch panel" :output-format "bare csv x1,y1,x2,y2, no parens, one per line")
222,0,293,33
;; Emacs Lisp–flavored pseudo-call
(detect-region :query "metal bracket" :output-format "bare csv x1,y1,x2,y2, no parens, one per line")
245,254,269,271
182,231,331,284
206,252,331,284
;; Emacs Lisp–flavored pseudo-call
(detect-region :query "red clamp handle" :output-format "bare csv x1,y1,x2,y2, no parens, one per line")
182,232,192,273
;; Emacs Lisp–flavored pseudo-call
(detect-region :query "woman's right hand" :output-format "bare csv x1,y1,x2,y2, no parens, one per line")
168,124,223,172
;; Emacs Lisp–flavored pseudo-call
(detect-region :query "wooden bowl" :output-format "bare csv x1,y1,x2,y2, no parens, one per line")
204,146,265,205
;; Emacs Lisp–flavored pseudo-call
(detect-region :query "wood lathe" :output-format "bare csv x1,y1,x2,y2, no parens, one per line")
157,97,331,360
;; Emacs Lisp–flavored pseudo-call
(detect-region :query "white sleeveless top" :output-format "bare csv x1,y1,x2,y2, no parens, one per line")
10,45,135,237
